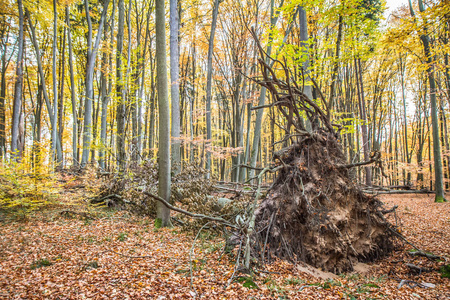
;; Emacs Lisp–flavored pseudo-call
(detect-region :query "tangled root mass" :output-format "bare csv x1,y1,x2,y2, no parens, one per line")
253,131,394,274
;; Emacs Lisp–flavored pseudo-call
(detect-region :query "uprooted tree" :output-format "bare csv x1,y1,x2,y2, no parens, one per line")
244,32,396,274
139,31,399,275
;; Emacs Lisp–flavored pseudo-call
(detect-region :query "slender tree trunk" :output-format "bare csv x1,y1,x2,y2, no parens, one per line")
189,43,196,162
355,57,371,186
0,22,8,159
137,10,151,159
81,0,110,167
11,0,24,161
399,55,412,185
116,0,126,171
51,0,59,165
66,6,78,165
170,0,181,173
410,0,446,201
327,14,343,119
156,0,171,227
26,9,63,159
249,0,279,178
205,0,221,178
99,0,115,170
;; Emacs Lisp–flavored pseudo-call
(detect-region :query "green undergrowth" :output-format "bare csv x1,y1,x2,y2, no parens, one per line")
439,264,450,278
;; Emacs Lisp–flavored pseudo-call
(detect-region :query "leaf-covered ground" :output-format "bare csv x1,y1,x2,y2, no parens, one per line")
1,194,449,299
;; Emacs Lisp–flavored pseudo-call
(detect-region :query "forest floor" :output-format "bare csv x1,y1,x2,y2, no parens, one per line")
1,189,449,299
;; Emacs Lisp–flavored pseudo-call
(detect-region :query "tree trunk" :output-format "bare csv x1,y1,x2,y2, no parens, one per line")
327,14,343,119
66,6,78,165
99,0,116,170
249,0,281,178
170,0,181,174
155,0,171,227
355,57,371,186
116,0,126,171
0,20,8,159
410,0,446,202
26,9,63,160
205,0,221,178
11,0,24,161
81,0,110,167
51,0,59,165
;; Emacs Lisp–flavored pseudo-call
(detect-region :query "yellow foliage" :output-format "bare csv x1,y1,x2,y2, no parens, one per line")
0,147,60,213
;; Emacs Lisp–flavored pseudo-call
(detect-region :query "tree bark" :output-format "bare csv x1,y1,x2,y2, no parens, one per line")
11,0,24,161
170,0,181,174
205,0,221,178
410,0,446,202
81,0,110,167
116,0,126,171
51,0,59,165
66,6,79,165
355,57,372,186
99,0,116,170
0,18,8,159
26,9,63,160
156,0,172,227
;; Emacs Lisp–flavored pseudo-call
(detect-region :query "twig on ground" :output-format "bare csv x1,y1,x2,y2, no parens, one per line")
405,263,433,274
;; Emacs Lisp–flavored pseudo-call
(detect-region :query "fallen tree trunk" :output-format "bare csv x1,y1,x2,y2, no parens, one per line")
363,189,434,195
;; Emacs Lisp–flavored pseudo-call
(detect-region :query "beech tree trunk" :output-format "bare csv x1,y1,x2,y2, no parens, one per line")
51,0,59,165
116,0,126,171
409,0,446,202
0,20,8,159
66,6,78,165
156,0,172,227
170,0,181,173
26,9,63,160
205,0,221,178
355,57,371,186
81,0,110,167
11,0,24,161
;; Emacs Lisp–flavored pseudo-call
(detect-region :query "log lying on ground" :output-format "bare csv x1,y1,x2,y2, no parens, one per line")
363,189,434,195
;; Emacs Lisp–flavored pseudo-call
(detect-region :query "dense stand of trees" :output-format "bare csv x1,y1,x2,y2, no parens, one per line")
1,0,449,202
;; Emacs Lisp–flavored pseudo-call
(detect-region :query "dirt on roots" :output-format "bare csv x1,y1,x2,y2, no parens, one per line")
253,130,395,274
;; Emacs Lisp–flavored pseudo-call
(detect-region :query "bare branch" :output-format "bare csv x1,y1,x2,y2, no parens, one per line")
144,191,238,228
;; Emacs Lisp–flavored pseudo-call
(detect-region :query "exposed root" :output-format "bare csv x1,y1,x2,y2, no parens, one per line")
251,133,394,273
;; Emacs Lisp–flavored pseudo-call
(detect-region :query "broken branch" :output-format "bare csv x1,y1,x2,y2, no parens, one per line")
144,191,238,228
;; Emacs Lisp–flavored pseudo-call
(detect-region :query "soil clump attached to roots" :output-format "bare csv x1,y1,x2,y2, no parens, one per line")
254,131,394,274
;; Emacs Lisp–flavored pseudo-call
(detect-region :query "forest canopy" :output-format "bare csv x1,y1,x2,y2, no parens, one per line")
1,0,449,213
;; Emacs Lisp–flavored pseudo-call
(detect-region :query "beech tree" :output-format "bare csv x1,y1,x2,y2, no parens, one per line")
81,0,110,167
11,0,24,161
408,0,446,202
156,0,171,227
1,0,449,199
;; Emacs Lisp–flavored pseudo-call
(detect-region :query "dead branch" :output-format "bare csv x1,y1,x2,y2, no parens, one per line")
337,152,381,169
408,250,445,261
363,189,434,195
144,191,238,228
405,263,433,273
